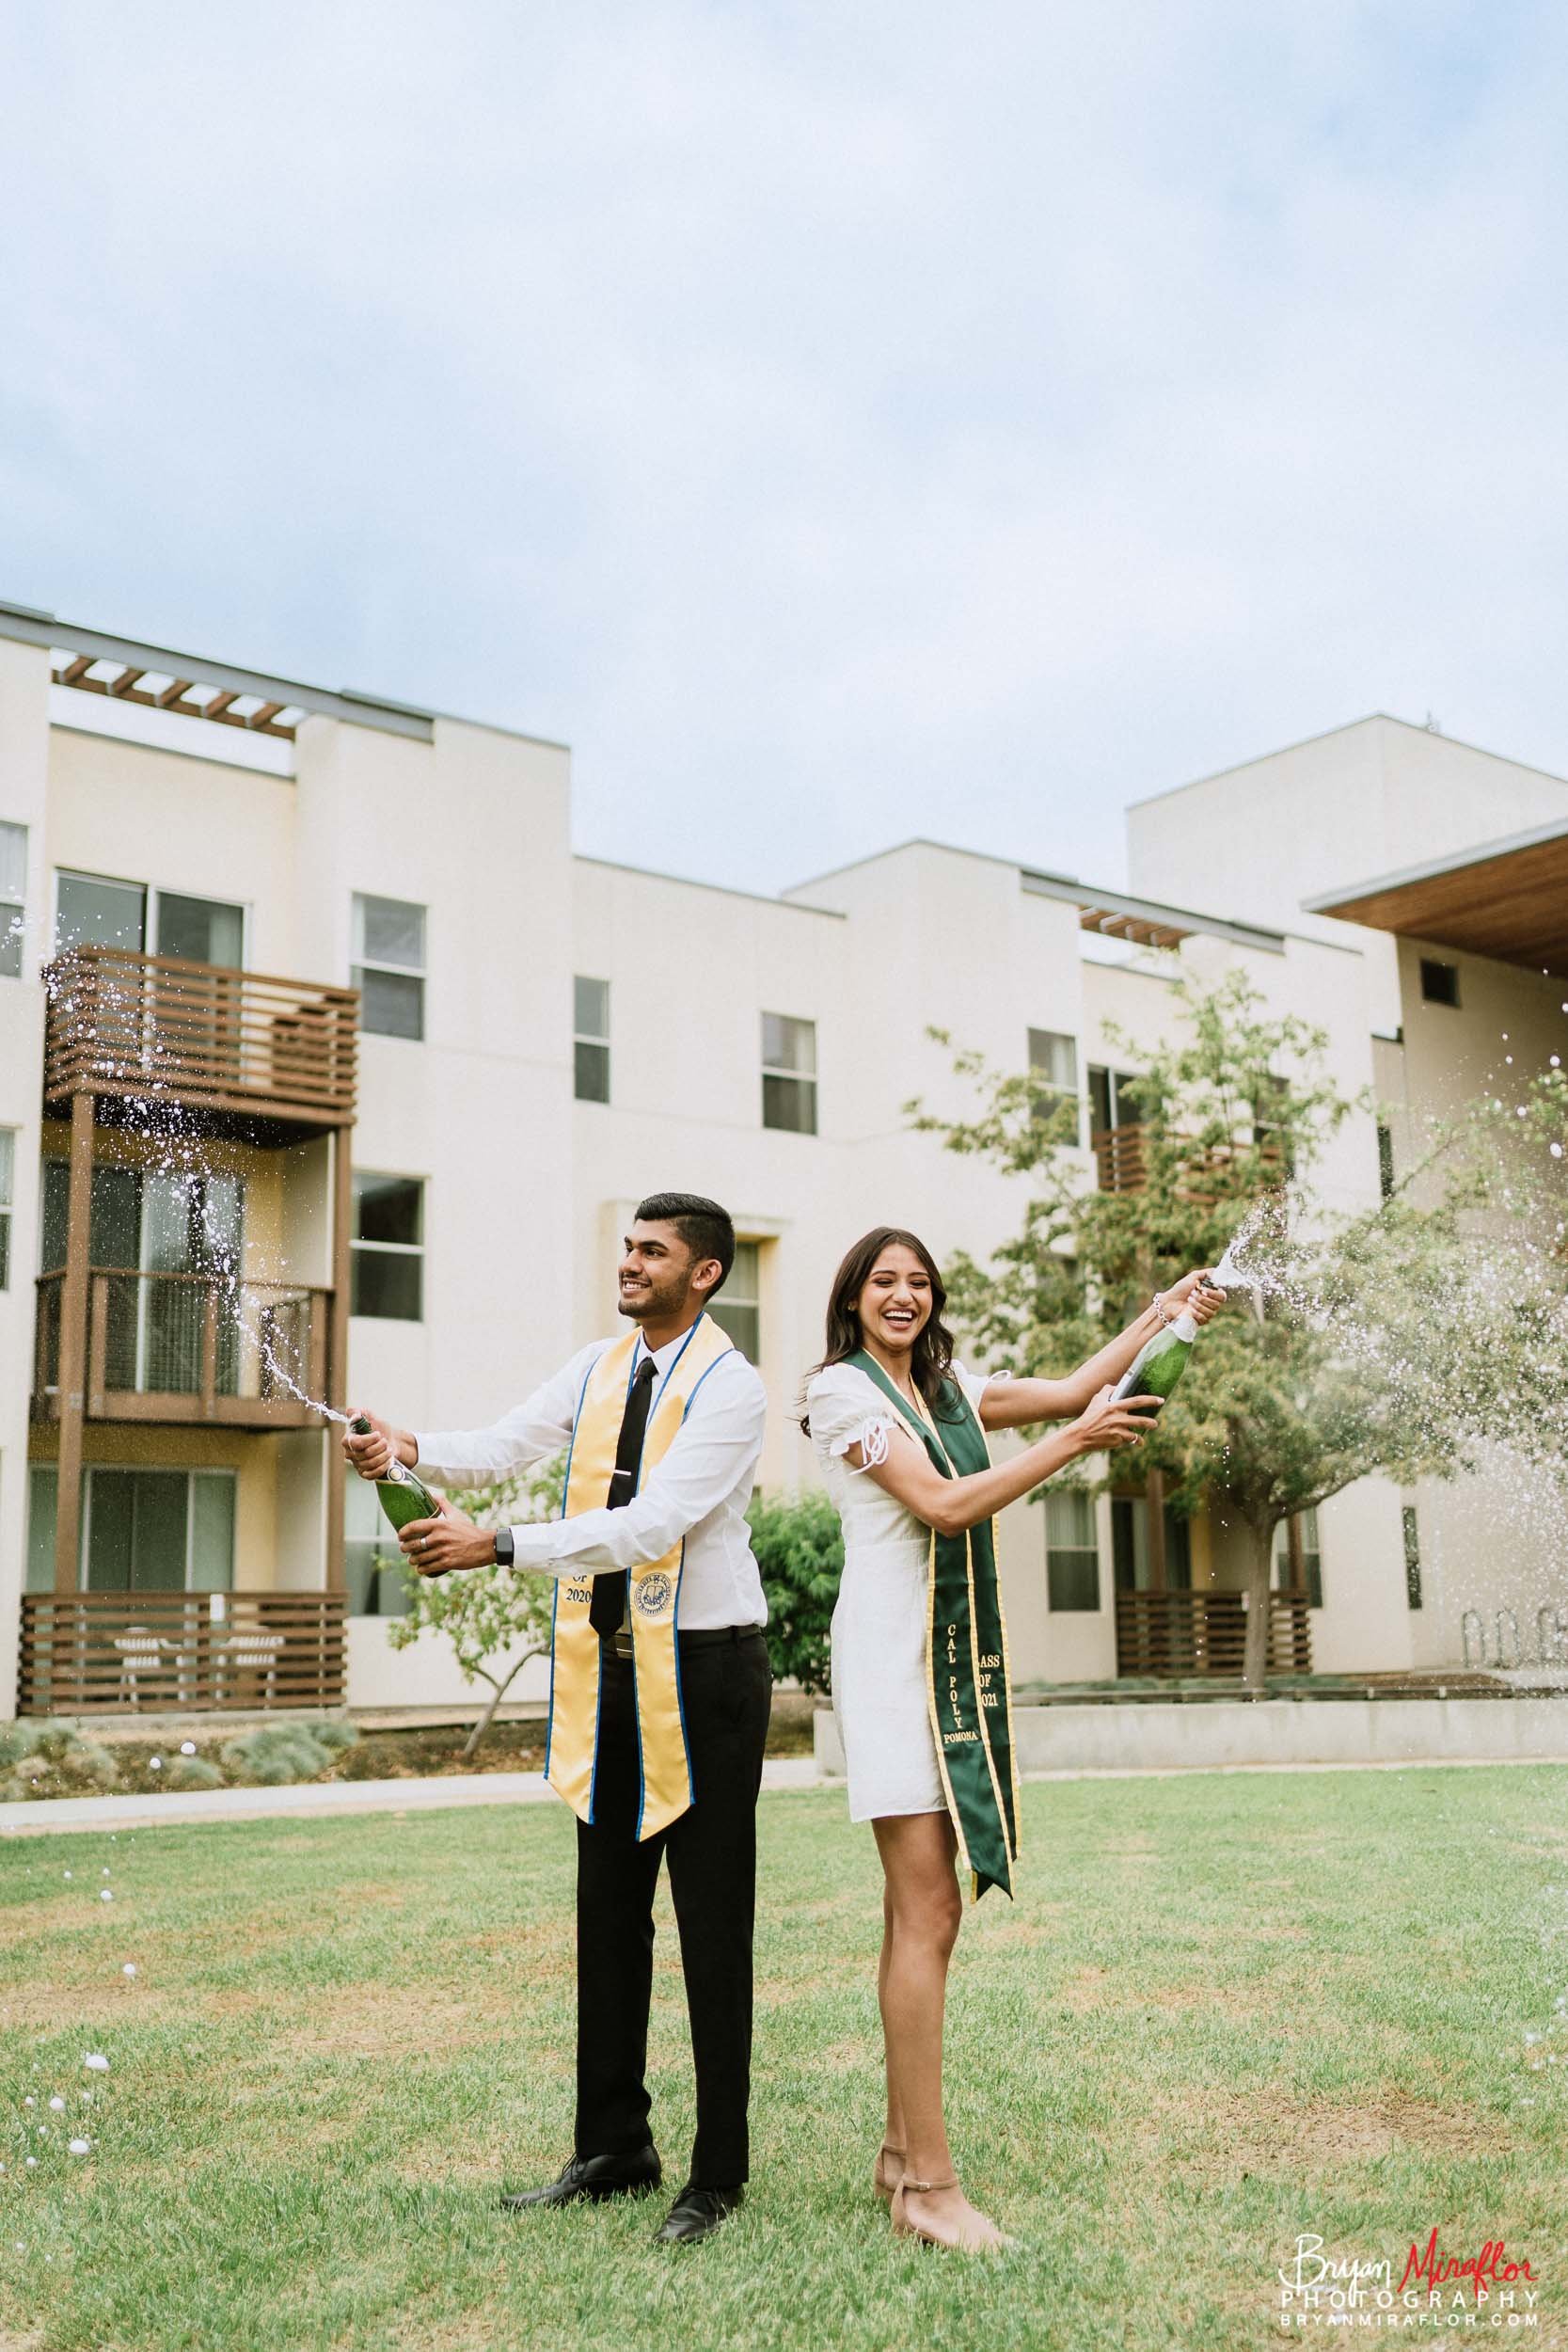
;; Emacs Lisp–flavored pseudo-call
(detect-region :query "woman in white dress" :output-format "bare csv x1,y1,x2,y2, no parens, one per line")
804,1226,1224,2250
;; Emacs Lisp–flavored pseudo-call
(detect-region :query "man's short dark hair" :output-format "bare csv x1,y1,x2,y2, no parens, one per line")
634,1192,736,1292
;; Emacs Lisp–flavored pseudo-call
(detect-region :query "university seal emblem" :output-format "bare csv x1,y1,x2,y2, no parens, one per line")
633,1571,673,1620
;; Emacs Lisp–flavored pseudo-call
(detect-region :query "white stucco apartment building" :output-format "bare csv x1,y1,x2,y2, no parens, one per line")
1,596,1564,1719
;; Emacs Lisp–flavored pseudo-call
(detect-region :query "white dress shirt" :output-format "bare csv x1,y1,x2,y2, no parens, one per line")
413,1324,769,1629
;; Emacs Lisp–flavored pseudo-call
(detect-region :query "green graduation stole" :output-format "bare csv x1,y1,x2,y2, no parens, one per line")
546,1316,736,1840
849,1350,1021,1899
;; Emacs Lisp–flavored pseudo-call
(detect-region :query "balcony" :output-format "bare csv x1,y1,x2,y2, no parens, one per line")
1091,1122,1287,1200
1115,1589,1312,1677
43,945,356,1143
1092,1122,1148,1192
34,1268,332,1429
18,1591,345,1715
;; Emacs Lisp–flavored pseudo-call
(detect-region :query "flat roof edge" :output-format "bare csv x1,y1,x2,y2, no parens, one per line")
1305,817,1568,914
575,853,847,916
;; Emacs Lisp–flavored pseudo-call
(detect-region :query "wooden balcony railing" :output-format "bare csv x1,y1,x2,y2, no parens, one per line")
34,1269,332,1428
18,1591,345,1715
1091,1123,1287,1200
43,946,356,1129
1092,1123,1148,1192
1115,1589,1312,1677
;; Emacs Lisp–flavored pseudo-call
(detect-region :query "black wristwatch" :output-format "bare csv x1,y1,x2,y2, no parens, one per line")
493,1527,515,1567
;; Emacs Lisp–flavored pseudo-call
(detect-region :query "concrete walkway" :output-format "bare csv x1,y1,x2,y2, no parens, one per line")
3,1747,1562,1838
0,1756,824,1837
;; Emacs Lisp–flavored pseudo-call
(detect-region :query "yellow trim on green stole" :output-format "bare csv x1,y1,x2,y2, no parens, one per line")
546,1316,737,1840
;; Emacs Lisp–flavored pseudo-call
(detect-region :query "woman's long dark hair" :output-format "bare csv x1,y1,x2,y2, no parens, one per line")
800,1226,960,1432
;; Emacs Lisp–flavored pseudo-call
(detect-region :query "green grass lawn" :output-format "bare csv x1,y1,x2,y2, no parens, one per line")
1,1767,1563,2352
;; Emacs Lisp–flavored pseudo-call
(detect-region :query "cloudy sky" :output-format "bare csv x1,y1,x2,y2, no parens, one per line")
2,2,1565,896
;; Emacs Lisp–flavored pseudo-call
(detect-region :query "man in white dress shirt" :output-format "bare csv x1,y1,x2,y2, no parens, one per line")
344,1194,770,2247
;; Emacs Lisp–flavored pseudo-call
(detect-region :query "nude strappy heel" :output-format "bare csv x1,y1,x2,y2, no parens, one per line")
873,2144,904,2203
892,2177,1012,2252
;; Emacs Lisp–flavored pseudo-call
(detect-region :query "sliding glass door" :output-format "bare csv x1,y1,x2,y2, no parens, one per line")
27,1466,235,1594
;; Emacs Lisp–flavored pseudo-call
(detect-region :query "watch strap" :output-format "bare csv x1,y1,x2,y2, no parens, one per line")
493,1526,515,1567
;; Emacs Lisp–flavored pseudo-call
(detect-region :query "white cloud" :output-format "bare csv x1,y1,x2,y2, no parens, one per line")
1,0,1565,895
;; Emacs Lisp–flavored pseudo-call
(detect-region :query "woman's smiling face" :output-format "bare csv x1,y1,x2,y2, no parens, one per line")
855,1243,933,1357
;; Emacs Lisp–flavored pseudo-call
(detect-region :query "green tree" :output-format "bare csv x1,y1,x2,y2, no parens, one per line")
385,1455,564,1756
911,968,1508,1688
748,1488,842,1694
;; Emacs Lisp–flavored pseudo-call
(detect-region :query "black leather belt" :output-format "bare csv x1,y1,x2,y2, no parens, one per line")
602,1625,765,1661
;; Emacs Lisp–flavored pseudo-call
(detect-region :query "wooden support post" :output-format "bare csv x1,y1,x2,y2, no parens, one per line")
1145,1468,1167,1590
87,1276,108,1416
323,1125,353,1598
1285,1512,1306,1594
53,1091,96,1596
199,1285,219,1419
1284,1514,1308,1673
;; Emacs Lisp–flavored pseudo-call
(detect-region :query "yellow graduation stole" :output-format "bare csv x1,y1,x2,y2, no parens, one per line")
545,1315,737,1839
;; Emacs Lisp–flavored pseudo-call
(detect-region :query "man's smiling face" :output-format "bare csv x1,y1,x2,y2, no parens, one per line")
617,1219,717,1324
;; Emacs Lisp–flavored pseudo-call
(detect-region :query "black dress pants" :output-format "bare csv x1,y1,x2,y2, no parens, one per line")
574,1629,772,2187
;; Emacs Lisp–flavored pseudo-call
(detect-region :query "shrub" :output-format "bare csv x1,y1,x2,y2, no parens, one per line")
0,1722,47,1772
220,1724,342,1786
303,1719,359,1756
162,1756,225,1792
748,1489,843,1695
0,1722,119,1802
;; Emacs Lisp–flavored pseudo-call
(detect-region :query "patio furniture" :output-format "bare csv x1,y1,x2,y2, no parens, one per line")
215,1629,285,1708
112,1626,169,1710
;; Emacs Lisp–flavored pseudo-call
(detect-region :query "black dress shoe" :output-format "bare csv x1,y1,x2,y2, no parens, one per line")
655,2185,743,2244
499,2145,661,2211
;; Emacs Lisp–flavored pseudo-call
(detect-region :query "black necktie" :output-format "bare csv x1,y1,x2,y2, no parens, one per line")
590,1356,658,1635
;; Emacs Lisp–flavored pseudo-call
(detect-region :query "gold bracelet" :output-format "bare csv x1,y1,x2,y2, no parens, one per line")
1151,1290,1174,1328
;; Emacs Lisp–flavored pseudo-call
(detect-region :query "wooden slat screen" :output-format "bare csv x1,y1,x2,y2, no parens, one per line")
1091,1123,1286,1200
18,1592,346,1715
43,947,357,1124
1115,1590,1312,1677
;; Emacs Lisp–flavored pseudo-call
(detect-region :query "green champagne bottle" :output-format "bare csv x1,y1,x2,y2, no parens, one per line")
1111,1309,1199,1406
350,1415,441,1533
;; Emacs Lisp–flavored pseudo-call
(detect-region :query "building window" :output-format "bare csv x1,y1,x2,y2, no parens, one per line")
0,1127,12,1290
1275,1507,1323,1609
1088,1064,1142,1134
54,872,245,967
1046,1488,1100,1611
156,891,244,967
1088,1066,1145,1191
352,1173,424,1319
574,977,610,1104
762,1013,817,1135
345,1471,411,1617
709,1240,761,1361
1402,1503,1422,1610
0,820,25,977
1419,958,1460,1009
55,869,147,953
26,1466,58,1594
353,894,426,1040
1028,1029,1080,1135
1377,1122,1395,1200
1110,1494,1192,1591
54,1466,237,1594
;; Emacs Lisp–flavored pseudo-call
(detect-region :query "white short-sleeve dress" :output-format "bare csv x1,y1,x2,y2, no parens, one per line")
807,1358,993,1824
